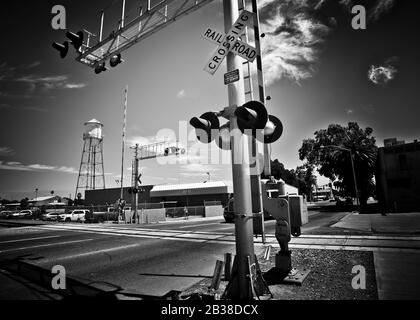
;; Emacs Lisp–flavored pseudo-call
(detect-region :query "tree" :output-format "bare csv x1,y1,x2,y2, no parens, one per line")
266,159,317,199
296,164,317,201
299,122,377,209
269,159,299,188
20,198,29,209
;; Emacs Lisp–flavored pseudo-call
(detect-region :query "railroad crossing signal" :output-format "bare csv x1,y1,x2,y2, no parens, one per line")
202,27,257,64
52,30,84,58
203,10,255,75
190,101,283,149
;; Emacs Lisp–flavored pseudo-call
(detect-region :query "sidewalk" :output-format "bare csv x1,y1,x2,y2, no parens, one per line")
331,212,420,234
331,212,420,300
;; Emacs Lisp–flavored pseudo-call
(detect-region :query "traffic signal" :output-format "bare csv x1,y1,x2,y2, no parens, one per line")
94,62,108,74
263,115,283,144
190,112,220,143
52,41,69,59
110,53,124,67
215,122,231,150
66,31,84,50
235,101,268,131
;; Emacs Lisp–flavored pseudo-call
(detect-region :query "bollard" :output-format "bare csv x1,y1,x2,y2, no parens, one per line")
210,260,224,290
224,253,233,281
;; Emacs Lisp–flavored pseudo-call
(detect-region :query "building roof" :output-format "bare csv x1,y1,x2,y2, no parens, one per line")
150,181,231,197
29,196,60,202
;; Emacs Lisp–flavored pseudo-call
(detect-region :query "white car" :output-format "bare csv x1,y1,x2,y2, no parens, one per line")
12,210,33,218
41,212,62,221
58,210,89,222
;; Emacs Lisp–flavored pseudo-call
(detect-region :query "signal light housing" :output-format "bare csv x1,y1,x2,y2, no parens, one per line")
110,53,124,67
263,115,283,144
94,62,108,74
215,122,231,151
235,101,268,132
52,41,69,59
66,31,84,50
190,112,220,143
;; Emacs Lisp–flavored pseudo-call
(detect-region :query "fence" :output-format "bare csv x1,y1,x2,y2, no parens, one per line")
165,206,205,218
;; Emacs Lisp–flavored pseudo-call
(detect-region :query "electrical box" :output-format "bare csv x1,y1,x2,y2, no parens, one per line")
288,195,309,227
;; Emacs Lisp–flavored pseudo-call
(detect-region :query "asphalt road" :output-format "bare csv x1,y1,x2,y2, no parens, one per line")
0,210,352,299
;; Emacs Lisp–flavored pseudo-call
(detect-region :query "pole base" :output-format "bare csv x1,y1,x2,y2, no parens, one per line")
275,251,292,274
222,255,272,300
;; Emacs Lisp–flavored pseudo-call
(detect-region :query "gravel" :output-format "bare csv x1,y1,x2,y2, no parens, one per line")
181,248,378,300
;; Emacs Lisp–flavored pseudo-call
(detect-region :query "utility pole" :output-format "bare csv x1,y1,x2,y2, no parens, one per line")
119,86,128,221
249,0,266,244
223,0,255,300
349,151,360,210
133,144,140,224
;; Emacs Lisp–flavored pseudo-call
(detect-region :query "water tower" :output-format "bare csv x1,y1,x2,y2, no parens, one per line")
75,119,106,199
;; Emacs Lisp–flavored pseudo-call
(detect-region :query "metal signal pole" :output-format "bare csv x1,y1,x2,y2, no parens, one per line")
133,144,140,223
223,0,255,300
119,86,128,221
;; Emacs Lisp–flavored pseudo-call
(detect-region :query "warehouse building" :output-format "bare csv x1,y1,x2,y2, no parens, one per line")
85,181,232,208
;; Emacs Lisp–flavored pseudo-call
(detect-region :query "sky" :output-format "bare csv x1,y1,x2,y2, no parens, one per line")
0,0,419,201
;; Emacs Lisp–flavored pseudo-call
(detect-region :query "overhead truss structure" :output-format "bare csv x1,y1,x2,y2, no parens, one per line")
76,0,215,68
136,141,185,161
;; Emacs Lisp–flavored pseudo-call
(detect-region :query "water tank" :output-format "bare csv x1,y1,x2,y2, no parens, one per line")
83,119,103,145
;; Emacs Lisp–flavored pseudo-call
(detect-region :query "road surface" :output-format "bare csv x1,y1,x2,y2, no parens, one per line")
1,210,419,299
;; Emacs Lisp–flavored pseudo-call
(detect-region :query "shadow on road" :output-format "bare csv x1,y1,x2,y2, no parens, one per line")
0,257,184,300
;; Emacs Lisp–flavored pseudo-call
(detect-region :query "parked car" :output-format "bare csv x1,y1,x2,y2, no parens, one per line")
58,209,89,222
12,210,33,218
41,212,62,221
0,211,14,219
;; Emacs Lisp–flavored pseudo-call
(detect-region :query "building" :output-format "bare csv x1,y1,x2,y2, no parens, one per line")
150,181,232,207
85,180,301,209
29,196,65,207
376,139,420,213
85,186,154,207
85,182,231,208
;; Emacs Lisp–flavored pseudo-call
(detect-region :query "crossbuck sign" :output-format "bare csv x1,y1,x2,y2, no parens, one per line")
203,10,256,75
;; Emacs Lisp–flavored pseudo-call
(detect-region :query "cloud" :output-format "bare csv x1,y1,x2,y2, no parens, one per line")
258,0,334,85
63,83,88,89
370,0,396,21
257,0,398,85
177,89,186,98
0,161,78,174
0,61,41,73
0,147,15,157
0,63,87,96
15,75,87,92
22,106,48,113
0,103,11,109
368,63,397,85
178,163,222,179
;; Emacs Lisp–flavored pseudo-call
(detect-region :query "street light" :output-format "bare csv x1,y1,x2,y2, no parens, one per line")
320,145,360,211
35,188,38,200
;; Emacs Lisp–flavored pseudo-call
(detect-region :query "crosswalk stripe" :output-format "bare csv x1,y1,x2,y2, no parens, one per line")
0,239,93,253
0,235,60,244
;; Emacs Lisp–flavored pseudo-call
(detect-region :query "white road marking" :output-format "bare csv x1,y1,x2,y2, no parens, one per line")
34,243,144,264
0,235,61,244
0,239,93,253
179,222,224,229
22,225,420,253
